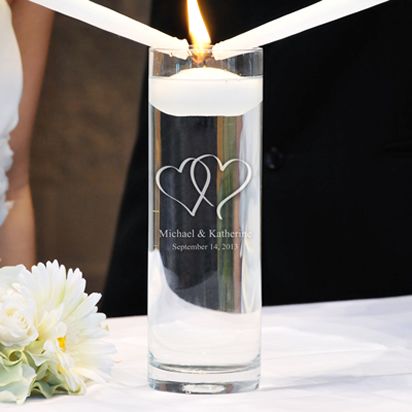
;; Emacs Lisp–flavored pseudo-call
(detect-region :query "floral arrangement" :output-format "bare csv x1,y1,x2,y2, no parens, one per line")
0,260,115,404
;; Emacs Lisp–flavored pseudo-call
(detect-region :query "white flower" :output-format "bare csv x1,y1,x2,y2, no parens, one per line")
0,350,36,404
0,266,38,348
0,260,115,403
25,261,116,394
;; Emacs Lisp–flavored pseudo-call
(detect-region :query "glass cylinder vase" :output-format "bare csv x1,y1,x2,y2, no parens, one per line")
148,47,263,394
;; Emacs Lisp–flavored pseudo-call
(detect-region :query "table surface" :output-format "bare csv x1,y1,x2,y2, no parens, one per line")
4,296,412,411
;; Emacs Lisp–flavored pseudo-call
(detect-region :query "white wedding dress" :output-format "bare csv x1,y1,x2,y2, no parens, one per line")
0,0,23,225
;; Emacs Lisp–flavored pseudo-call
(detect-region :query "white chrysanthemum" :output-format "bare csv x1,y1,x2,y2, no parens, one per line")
0,266,38,348
25,261,116,394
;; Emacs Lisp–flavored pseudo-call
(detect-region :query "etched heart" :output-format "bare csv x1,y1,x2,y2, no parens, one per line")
190,154,252,220
155,157,211,217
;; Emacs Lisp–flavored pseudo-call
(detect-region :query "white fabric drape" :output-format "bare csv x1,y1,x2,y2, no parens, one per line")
0,0,23,226
4,296,412,411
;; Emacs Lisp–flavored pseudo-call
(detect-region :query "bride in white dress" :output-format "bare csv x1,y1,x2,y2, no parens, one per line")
0,0,52,266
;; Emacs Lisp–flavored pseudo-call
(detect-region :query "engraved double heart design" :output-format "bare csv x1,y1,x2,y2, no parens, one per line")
155,154,252,220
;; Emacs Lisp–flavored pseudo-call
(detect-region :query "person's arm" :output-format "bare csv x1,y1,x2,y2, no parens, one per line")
0,0,53,267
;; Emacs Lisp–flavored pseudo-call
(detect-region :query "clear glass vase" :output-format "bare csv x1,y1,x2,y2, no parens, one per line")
148,47,263,394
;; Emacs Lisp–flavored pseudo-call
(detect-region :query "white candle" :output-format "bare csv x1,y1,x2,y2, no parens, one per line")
149,67,263,117
213,0,391,59
30,0,189,57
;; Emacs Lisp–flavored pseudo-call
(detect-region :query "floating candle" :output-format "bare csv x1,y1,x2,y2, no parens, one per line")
149,66,263,117
150,1,261,117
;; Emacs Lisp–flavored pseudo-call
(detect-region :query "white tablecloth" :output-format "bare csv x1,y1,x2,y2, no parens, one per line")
5,296,412,411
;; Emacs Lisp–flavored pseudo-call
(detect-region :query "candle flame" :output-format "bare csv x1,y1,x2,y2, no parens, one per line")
187,0,211,63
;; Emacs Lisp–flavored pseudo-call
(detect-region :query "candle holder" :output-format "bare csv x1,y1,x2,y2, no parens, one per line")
148,47,263,394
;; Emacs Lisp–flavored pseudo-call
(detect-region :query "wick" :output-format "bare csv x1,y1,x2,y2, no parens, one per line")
191,47,212,65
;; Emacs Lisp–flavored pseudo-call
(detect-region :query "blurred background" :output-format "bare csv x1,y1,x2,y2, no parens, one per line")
31,0,152,292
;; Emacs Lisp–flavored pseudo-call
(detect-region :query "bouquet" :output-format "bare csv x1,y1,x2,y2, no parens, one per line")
0,261,115,404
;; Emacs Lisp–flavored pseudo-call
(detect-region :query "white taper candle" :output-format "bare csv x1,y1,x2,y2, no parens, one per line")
29,0,189,57
213,0,391,59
